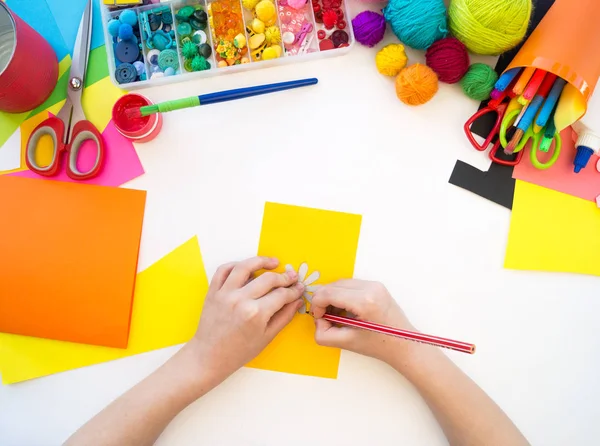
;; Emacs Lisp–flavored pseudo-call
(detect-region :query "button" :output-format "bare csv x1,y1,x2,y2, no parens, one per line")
115,63,138,84
149,14,161,32
319,38,334,51
190,18,207,30
282,31,295,45
184,59,193,72
158,49,179,71
336,20,346,30
317,30,326,40
162,11,173,24
193,10,208,22
133,61,145,76
177,6,196,20
116,41,140,63
330,29,348,47
164,67,176,76
198,43,212,59
147,49,161,66
163,24,172,33
150,30,173,51
192,30,207,45
177,22,192,37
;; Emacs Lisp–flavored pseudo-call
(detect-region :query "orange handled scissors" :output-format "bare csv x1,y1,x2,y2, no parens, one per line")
26,0,104,180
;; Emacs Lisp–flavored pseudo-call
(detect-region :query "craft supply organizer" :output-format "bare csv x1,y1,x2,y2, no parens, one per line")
102,0,354,89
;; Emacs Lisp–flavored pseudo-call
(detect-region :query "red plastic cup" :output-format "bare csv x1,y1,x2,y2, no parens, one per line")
112,93,163,143
0,2,58,113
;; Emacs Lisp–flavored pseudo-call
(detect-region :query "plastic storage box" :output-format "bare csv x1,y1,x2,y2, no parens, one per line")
102,0,354,90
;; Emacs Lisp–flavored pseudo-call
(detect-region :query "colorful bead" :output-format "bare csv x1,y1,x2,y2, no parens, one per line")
336,20,346,30
234,33,247,48
317,29,326,39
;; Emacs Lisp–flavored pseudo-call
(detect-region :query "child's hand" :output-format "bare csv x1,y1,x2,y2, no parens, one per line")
188,257,304,382
311,280,415,365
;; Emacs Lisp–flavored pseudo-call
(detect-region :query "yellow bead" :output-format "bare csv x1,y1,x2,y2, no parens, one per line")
252,18,265,34
241,57,250,64
261,46,280,60
218,60,228,68
234,33,246,48
249,33,266,49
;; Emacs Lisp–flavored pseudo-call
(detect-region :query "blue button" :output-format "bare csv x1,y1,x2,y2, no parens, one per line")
116,41,139,63
115,63,138,84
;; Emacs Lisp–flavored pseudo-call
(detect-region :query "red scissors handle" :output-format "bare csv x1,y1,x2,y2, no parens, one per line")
488,141,524,166
464,107,497,152
26,117,105,180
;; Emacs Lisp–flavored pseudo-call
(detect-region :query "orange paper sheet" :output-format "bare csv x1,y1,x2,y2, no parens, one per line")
0,176,146,348
247,202,362,379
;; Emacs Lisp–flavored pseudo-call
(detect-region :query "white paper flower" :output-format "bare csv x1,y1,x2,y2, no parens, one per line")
285,262,320,314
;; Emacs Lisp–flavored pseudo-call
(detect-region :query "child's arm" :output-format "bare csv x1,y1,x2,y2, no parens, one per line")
64,257,304,446
311,280,530,446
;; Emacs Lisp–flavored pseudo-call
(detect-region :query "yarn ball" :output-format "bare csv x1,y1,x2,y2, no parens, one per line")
383,0,448,50
449,0,532,56
119,9,138,26
460,63,499,101
425,37,470,84
375,43,407,76
351,11,386,48
118,23,134,41
108,19,121,38
395,64,439,106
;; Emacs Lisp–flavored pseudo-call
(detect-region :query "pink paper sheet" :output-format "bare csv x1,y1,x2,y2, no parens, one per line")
513,128,600,202
11,121,144,187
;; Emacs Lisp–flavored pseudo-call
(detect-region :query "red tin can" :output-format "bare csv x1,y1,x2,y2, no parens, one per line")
0,2,58,113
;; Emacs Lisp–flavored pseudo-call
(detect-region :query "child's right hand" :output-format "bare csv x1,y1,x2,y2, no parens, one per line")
311,280,416,366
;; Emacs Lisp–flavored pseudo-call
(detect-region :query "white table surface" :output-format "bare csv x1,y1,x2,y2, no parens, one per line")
2,5,600,443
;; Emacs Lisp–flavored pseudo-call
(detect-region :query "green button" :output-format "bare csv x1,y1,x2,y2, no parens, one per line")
177,22,192,37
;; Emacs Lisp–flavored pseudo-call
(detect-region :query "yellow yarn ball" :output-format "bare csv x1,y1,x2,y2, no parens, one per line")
375,44,408,77
265,26,281,45
395,64,439,106
449,0,532,56
255,0,276,23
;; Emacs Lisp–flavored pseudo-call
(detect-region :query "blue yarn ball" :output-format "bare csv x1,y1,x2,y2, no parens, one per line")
383,0,448,50
108,19,121,37
118,23,134,41
119,9,138,26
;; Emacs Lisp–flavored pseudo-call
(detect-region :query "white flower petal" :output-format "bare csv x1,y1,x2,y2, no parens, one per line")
298,262,308,282
285,264,294,273
303,292,313,302
306,285,319,292
303,270,320,286
297,303,307,314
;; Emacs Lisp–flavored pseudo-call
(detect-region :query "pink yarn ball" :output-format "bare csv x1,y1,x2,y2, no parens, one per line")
287,0,307,9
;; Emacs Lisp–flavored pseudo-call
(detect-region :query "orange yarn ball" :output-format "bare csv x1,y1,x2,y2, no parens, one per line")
395,64,439,106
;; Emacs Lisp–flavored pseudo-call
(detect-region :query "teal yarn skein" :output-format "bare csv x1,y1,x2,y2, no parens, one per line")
383,0,448,50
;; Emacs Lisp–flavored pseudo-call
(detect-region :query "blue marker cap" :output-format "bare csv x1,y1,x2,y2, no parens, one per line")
574,146,594,173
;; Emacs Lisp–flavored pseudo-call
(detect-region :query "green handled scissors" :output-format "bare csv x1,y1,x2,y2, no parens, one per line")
499,109,561,170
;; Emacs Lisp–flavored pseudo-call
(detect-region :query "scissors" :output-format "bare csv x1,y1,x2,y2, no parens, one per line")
464,98,524,166
26,0,104,180
499,109,561,170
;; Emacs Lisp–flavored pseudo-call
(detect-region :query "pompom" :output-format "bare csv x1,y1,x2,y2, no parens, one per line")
255,0,276,23
242,0,260,10
108,19,121,38
118,23,134,41
449,0,532,55
182,41,199,59
265,26,281,45
460,63,499,101
395,64,439,106
375,43,407,76
383,0,448,50
322,10,338,30
191,55,211,71
351,11,386,48
119,9,138,26
425,37,470,84
287,0,307,10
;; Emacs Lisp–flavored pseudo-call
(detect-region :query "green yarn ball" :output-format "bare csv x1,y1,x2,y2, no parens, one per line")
460,63,498,101
182,41,199,59
449,0,532,56
191,55,210,72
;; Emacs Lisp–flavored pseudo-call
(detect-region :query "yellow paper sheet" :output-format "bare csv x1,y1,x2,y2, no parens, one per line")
247,202,362,379
81,76,125,133
505,181,600,276
0,237,208,384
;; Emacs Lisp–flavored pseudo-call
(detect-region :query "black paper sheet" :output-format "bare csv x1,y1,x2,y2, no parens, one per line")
448,0,556,209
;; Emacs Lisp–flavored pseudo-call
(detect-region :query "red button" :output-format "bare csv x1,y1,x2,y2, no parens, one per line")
317,30,326,39
337,20,346,29
319,39,334,51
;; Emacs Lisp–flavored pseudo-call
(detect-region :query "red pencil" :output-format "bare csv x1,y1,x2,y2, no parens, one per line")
322,313,476,354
